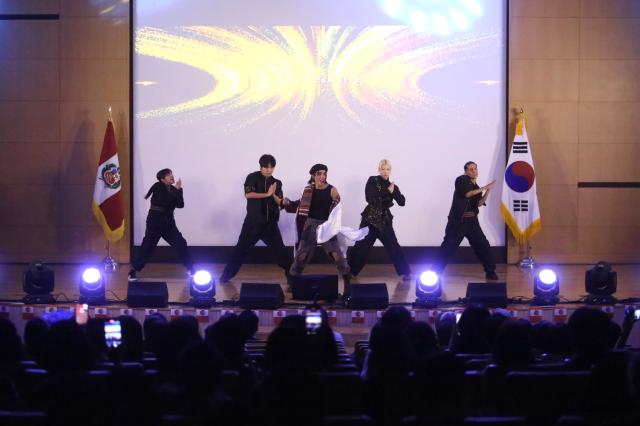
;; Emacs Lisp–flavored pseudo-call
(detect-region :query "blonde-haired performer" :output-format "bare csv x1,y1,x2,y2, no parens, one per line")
348,159,411,285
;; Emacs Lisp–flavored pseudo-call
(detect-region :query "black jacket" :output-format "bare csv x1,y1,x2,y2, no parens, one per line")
146,182,184,217
244,171,283,224
447,174,483,221
361,175,405,230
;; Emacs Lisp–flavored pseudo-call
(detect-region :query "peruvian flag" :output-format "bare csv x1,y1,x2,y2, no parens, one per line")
92,119,125,242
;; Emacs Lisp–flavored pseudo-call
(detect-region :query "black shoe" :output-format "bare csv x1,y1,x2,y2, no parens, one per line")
127,269,138,282
485,271,499,281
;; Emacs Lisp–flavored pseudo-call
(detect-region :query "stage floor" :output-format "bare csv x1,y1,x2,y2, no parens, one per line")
2,262,639,305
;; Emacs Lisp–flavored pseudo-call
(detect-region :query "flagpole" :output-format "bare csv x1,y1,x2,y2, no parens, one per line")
515,108,536,269
102,105,118,274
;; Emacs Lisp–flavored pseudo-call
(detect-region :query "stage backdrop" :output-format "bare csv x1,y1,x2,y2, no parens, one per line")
133,0,506,248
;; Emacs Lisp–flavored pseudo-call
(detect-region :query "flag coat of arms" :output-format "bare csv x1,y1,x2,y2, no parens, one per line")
92,119,125,242
500,118,541,243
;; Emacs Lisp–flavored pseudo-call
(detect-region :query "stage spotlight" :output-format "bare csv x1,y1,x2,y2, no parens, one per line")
585,261,617,305
190,270,216,308
532,268,559,306
23,261,55,304
79,267,105,305
415,270,442,308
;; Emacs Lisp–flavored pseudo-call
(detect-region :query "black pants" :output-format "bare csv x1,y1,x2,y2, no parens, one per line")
432,216,495,274
132,213,193,272
221,219,291,280
349,220,411,276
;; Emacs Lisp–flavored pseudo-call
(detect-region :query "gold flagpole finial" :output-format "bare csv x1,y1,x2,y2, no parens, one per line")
107,105,114,122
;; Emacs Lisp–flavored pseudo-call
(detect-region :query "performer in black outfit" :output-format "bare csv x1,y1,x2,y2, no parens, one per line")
432,161,498,280
219,154,291,283
128,168,193,281
349,159,411,280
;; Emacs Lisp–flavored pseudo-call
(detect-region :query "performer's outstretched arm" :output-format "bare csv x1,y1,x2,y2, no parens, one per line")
478,187,491,207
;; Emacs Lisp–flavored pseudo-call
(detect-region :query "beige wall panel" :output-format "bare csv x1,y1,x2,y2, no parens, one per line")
510,18,579,59
0,21,59,60
0,226,121,263
60,0,128,18
578,189,640,227
510,60,579,101
56,184,96,227
511,0,580,17
0,142,60,185
60,101,129,144
59,59,127,101
581,19,640,59
0,185,58,227
579,102,640,144
580,60,640,101
578,226,640,257
0,0,60,14
0,226,59,259
0,60,59,101
578,143,640,181
0,101,59,143
537,184,578,226
57,225,129,263
528,226,578,255
508,102,578,143
581,0,640,18
58,140,104,185
60,18,128,59
530,143,578,185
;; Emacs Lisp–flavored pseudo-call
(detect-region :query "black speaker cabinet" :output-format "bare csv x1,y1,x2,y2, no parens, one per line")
290,274,338,301
465,282,507,308
239,283,284,309
349,283,389,309
127,281,169,308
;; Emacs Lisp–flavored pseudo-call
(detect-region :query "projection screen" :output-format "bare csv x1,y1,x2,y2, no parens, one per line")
133,0,506,248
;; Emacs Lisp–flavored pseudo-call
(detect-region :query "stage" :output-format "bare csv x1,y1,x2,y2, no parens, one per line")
2,263,639,304
2,263,640,349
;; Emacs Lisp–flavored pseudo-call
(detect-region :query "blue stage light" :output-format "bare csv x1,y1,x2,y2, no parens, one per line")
80,267,105,305
538,269,557,286
532,268,559,306
415,270,442,307
193,270,213,287
190,269,215,308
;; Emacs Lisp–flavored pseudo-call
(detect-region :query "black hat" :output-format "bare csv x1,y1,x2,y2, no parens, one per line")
309,163,328,174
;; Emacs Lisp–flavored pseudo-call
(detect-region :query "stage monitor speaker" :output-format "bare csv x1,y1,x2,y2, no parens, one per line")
127,281,168,308
349,283,389,309
290,274,338,301
239,283,284,310
465,282,507,308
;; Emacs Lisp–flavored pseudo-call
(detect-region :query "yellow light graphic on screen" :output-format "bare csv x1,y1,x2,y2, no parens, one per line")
136,26,498,128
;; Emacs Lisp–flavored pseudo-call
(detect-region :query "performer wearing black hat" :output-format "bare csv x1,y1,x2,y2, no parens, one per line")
349,159,411,280
284,163,351,286
432,161,498,280
219,154,291,283
129,168,193,281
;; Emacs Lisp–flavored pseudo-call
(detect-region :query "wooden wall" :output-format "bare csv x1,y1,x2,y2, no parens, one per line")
0,0,638,264
0,0,130,263
509,0,640,263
